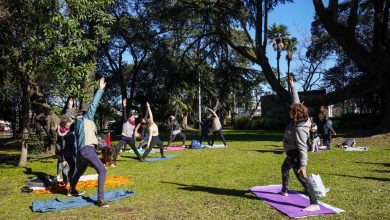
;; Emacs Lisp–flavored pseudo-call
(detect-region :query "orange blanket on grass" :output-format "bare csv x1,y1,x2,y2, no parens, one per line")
33,176,133,194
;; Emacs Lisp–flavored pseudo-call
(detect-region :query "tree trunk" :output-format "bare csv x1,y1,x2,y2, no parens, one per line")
277,51,281,83
287,59,291,92
18,85,31,166
18,127,29,166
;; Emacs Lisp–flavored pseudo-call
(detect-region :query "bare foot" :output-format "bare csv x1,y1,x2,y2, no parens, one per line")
279,191,288,196
303,205,320,211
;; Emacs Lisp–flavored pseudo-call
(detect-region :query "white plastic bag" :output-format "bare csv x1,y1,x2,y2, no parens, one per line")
308,174,327,197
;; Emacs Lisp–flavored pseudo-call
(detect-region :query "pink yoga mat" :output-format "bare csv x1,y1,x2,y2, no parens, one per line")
250,185,343,218
164,146,187,151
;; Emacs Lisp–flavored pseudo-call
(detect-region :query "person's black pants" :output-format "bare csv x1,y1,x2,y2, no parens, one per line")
114,136,142,162
167,131,186,146
143,136,164,158
281,149,318,205
211,129,226,146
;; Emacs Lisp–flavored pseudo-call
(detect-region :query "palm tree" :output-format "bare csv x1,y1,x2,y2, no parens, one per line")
284,37,298,91
267,23,290,83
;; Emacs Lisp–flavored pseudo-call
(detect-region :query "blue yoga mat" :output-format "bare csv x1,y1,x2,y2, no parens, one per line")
144,155,176,162
32,190,135,212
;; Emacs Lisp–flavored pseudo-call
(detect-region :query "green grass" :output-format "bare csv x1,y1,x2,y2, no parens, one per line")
0,130,389,219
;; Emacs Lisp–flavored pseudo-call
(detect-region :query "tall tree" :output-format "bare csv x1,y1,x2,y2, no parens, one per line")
267,23,290,83
312,0,390,131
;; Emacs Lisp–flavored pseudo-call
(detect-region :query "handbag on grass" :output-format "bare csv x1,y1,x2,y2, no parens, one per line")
308,174,327,197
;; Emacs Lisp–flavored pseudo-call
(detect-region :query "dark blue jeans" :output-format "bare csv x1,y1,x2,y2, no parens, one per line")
70,145,107,199
323,134,332,149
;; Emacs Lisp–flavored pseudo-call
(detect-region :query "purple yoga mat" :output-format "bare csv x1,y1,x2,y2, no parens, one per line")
250,185,338,218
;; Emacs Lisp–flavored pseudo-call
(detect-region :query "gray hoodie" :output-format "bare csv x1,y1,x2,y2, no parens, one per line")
282,87,311,167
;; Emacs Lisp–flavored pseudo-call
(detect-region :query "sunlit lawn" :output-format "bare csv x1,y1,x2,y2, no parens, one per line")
0,130,389,219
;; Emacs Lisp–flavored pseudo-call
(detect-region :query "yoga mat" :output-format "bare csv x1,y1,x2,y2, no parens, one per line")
125,149,158,154
205,144,226,149
250,185,344,218
345,146,368,152
32,190,135,212
165,146,187,151
144,155,176,162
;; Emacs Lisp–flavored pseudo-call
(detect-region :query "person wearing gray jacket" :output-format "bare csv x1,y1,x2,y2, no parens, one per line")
280,76,319,212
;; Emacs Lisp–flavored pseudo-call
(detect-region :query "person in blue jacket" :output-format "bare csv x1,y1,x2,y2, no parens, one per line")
68,77,109,208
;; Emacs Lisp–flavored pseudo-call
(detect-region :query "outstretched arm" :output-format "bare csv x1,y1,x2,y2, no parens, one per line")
84,78,106,120
207,107,218,117
146,102,153,122
289,76,300,104
122,98,128,123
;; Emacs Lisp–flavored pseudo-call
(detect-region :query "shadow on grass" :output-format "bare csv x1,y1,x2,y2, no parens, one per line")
24,167,51,178
327,173,390,182
242,149,284,154
355,162,390,167
161,181,257,200
371,170,390,173
0,153,19,166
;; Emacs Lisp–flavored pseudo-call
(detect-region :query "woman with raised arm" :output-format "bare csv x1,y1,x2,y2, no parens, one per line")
142,102,165,159
207,107,227,147
280,76,319,212
113,98,143,165
69,77,109,208
167,105,186,147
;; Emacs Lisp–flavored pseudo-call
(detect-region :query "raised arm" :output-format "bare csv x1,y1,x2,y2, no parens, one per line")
207,107,218,117
84,78,106,120
289,76,300,104
122,98,128,123
146,102,153,122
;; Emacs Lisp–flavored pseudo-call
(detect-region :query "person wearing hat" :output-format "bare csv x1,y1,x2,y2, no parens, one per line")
68,77,109,208
167,104,186,147
113,98,144,165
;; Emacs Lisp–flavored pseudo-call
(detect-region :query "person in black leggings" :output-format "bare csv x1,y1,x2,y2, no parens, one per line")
167,106,186,147
143,102,165,159
280,76,319,212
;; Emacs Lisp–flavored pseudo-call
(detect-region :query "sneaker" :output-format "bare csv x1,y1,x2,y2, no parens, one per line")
97,198,109,208
110,164,116,167
67,189,85,197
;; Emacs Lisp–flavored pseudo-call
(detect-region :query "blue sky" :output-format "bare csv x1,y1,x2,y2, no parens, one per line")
263,1,317,89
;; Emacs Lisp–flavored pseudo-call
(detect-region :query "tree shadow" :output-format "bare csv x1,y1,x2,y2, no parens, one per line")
0,153,19,166
161,181,257,200
242,149,284,154
371,170,390,173
355,162,390,167
326,173,390,182
23,167,51,178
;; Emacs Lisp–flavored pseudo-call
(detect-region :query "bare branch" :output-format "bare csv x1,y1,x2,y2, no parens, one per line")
347,0,358,33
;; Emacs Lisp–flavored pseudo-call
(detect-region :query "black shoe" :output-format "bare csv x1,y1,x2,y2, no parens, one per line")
97,198,109,208
67,189,85,197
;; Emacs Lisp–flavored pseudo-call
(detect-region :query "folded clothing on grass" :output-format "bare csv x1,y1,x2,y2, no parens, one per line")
33,176,133,194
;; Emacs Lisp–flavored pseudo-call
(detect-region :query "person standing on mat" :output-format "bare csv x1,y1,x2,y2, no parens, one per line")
167,104,186,147
135,107,149,150
113,98,143,164
69,77,109,208
143,102,165,159
207,107,227,148
198,118,211,146
280,76,319,212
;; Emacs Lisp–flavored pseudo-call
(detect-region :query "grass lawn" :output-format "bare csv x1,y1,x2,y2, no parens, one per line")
0,130,389,219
